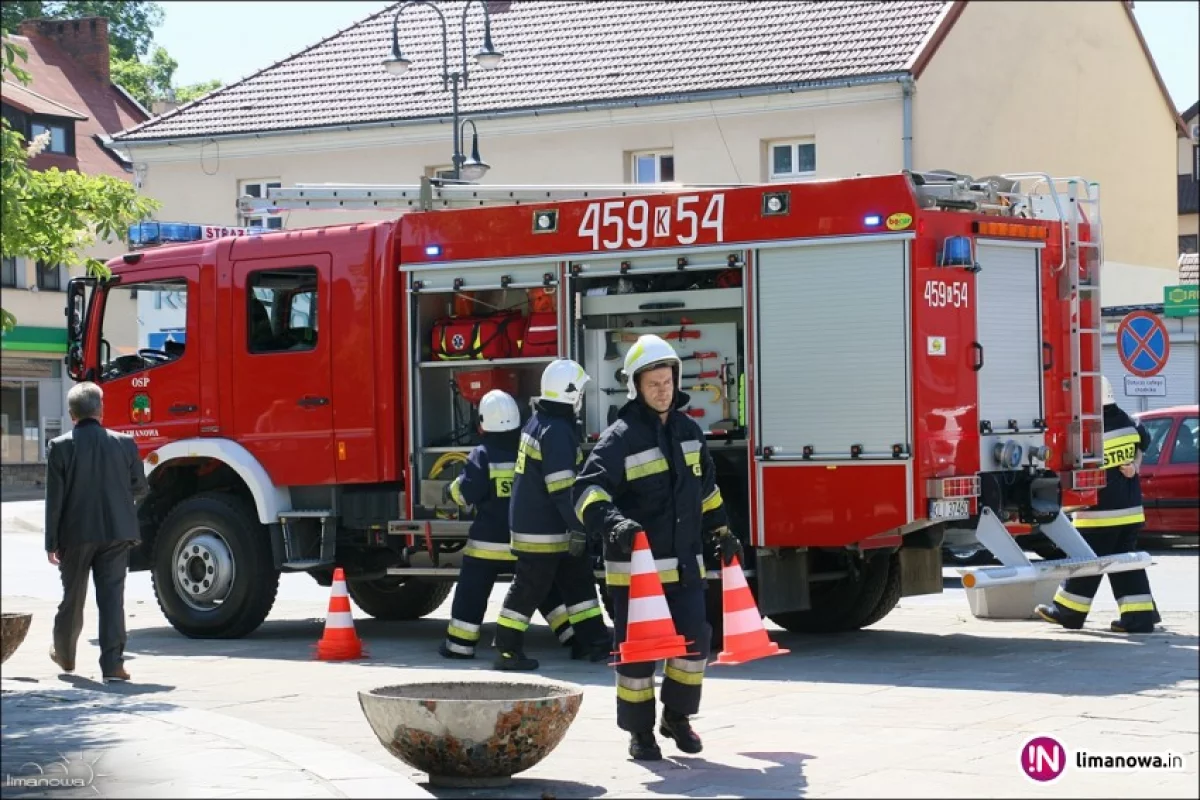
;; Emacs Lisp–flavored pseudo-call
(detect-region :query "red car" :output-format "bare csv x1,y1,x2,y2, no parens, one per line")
1136,405,1199,539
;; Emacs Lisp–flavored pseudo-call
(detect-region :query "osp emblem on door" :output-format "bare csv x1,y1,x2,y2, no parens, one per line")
130,393,152,424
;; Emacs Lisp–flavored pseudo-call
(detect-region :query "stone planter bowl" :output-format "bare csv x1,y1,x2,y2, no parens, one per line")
1,612,33,664
358,678,584,788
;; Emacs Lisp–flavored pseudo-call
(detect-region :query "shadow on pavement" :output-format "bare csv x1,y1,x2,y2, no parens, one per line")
638,751,810,798
0,686,175,798
422,777,608,799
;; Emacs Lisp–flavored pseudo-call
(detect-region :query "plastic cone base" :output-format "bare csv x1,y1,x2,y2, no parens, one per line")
315,638,365,661
612,634,695,666
714,638,787,666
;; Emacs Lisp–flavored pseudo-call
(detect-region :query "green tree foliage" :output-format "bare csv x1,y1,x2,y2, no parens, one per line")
1,33,160,333
1,1,163,60
109,45,222,110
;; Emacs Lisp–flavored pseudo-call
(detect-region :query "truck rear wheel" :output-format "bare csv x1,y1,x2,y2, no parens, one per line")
766,551,893,634
347,577,452,620
151,492,279,639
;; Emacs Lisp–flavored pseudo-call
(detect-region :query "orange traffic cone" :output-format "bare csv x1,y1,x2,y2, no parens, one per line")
613,531,694,666
315,567,366,661
713,555,788,666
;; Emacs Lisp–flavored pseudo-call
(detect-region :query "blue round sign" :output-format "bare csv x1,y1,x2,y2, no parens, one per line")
1116,311,1169,378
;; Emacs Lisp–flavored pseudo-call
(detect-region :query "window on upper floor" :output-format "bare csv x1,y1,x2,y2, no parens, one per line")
768,138,817,181
1,257,17,288
35,262,63,292
29,116,73,156
239,179,284,230
1180,235,1199,255
631,150,675,184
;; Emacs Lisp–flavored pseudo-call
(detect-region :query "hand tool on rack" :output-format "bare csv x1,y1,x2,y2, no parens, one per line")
686,383,723,404
601,387,628,395
713,359,739,429
682,369,719,380
604,326,701,359
680,350,718,362
683,408,705,418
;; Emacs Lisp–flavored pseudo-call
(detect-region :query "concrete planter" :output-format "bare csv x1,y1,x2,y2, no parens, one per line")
965,579,1059,620
1,612,33,664
358,679,583,788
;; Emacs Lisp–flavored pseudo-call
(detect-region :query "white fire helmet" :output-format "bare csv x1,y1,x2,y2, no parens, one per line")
623,334,682,400
1101,374,1115,406
478,389,520,432
539,358,590,411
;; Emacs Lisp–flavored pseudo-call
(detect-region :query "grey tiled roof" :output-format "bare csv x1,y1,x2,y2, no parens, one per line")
112,0,949,143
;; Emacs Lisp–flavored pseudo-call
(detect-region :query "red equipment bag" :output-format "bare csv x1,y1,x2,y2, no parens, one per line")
455,368,520,406
521,311,558,357
431,311,524,360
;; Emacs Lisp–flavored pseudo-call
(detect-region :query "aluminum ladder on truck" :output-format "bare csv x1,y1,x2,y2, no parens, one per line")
953,173,1151,589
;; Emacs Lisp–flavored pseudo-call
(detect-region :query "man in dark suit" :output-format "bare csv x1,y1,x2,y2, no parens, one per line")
46,381,148,682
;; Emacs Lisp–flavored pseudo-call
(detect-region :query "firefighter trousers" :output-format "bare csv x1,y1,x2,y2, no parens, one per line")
494,553,609,655
1050,523,1160,630
444,555,578,657
609,580,710,733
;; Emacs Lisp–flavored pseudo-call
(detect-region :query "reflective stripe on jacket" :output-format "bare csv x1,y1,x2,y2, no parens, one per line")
508,401,584,555
572,394,728,586
447,437,517,545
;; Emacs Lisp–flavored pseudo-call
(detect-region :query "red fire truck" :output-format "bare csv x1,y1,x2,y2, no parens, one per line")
64,170,1151,639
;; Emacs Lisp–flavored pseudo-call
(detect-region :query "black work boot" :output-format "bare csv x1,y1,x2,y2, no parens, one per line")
1110,618,1157,634
1034,604,1084,631
659,708,703,754
492,650,539,671
571,637,613,663
438,642,474,660
629,731,662,761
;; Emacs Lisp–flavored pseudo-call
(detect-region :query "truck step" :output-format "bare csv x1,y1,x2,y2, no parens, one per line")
279,509,335,519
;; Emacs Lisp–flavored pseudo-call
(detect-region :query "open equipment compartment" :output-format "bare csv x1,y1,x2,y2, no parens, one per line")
403,260,566,522
565,246,749,441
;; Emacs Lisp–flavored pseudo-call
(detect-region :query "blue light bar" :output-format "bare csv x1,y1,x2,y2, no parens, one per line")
864,215,882,226
425,245,442,256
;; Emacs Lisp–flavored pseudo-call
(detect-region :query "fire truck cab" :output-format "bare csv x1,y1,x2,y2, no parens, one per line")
65,171,1150,640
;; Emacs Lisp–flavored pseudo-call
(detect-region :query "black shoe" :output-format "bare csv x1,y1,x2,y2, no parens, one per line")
1034,604,1084,631
570,638,612,663
438,642,474,660
629,731,662,761
492,651,539,671
659,710,703,754
1110,619,1156,634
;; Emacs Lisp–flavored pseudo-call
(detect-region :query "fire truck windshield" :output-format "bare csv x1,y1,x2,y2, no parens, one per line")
98,278,188,382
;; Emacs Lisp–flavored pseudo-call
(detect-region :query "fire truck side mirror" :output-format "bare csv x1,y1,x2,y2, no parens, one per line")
65,278,88,381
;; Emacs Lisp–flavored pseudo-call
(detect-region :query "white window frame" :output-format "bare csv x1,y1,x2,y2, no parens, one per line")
630,150,675,184
768,138,817,181
239,178,284,229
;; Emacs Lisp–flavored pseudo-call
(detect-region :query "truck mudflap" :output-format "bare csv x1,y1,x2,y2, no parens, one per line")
956,507,1152,589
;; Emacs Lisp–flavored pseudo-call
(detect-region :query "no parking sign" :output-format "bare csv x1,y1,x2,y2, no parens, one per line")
1116,310,1169,378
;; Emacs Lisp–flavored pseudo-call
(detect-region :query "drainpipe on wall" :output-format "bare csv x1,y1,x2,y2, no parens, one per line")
901,75,914,172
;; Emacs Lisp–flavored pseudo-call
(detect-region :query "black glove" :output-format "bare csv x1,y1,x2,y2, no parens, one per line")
607,519,642,559
568,530,588,558
710,526,743,567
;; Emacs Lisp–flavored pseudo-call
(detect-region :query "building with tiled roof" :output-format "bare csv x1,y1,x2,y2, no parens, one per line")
1,17,148,472
103,0,1183,309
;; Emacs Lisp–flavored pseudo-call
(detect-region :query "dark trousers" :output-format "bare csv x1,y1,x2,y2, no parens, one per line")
494,553,608,654
1051,523,1160,629
444,554,577,656
53,541,132,674
610,580,711,733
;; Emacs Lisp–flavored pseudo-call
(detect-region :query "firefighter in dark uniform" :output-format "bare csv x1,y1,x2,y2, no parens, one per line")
492,360,612,671
572,334,743,761
439,390,582,659
1036,376,1161,633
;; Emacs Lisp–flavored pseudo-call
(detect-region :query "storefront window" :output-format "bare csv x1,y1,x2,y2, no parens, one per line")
0,358,56,464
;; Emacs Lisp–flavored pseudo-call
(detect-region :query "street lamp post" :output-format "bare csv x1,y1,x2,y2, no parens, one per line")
383,0,504,182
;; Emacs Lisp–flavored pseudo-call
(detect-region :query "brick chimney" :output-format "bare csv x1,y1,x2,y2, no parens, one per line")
19,17,111,84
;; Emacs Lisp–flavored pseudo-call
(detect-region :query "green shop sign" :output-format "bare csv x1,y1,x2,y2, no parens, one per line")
0,325,67,353
1163,285,1198,318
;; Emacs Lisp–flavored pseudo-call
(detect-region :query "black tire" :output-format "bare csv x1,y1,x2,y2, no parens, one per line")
347,577,452,620
766,551,892,634
151,492,279,639
853,555,903,629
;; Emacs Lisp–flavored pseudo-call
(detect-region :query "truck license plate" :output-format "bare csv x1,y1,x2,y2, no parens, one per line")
929,499,970,520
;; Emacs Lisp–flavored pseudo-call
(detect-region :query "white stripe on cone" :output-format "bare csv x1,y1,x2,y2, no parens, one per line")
324,611,355,628
331,581,348,597
723,607,762,636
722,560,748,590
628,595,671,624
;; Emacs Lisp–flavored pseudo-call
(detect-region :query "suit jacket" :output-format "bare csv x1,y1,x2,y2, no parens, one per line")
45,418,149,553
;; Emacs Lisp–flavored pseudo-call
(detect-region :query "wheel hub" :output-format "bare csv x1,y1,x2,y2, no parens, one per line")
173,528,235,611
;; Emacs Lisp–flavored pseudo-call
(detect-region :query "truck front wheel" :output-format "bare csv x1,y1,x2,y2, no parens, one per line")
766,551,893,634
151,492,280,639
347,577,452,620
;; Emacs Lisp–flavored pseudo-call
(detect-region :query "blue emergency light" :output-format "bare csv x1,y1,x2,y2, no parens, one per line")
940,236,974,266
424,245,442,257
864,215,881,226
